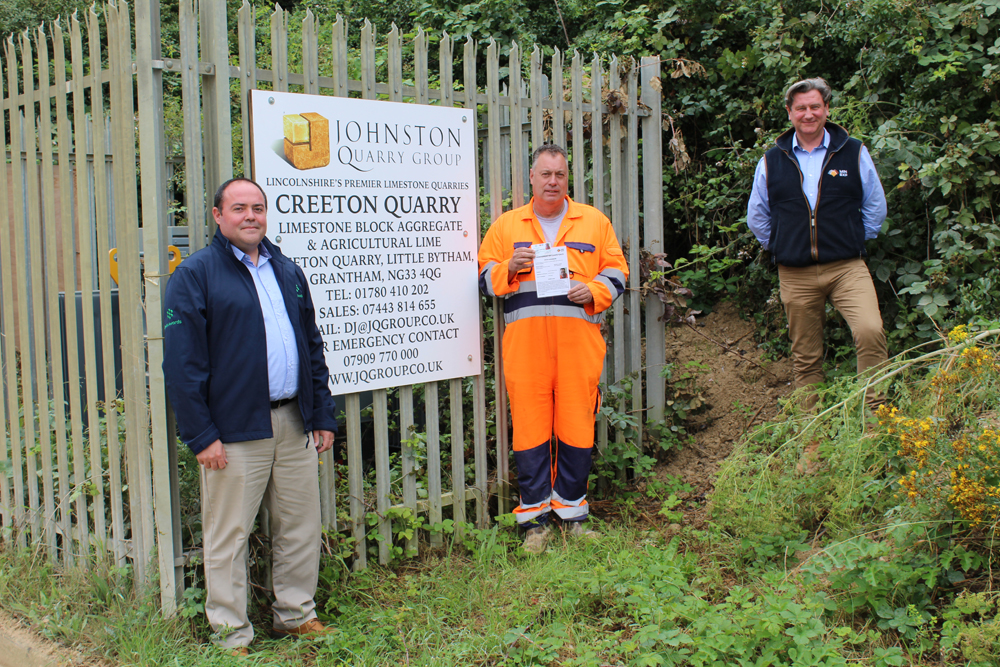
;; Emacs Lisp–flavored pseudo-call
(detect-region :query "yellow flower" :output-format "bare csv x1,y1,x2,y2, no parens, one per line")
948,325,969,344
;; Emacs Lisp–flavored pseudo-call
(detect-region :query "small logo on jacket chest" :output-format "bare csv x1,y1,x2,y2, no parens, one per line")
295,284,304,298
827,169,849,177
164,307,183,329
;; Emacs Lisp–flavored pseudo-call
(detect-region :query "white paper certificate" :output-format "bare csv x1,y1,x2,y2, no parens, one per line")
532,243,570,297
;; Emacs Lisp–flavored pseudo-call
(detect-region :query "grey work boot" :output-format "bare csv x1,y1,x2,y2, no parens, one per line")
566,521,599,539
522,525,551,553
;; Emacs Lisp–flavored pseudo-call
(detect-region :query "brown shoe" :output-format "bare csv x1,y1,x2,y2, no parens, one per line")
230,647,250,658
271,618,333,639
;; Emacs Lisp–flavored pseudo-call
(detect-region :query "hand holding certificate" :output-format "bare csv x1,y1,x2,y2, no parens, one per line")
532,242,571,297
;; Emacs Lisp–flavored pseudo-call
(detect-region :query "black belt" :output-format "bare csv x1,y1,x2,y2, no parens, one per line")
270,396,297,410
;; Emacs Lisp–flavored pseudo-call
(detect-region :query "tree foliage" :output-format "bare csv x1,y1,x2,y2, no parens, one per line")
411,0,1000,352
12,0,997,353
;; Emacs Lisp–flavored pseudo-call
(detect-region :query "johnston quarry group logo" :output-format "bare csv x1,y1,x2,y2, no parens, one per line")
282,112,330,170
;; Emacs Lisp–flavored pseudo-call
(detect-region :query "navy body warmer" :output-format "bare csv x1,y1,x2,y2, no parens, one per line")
765,122,865,267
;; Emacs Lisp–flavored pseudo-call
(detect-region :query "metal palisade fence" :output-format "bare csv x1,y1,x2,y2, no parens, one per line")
0,1,667,614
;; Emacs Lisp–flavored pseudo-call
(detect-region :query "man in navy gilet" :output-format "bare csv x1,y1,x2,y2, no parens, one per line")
747,77,888,409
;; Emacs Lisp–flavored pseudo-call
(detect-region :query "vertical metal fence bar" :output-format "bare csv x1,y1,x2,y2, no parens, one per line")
425,381,442,546
53,18,88,562
111,1,154,580
440,33,454,107
608,57,625,448
570,51,585,204
330,16,348,99
323,14,347,536
464,36,488,529
641,56,665,423
136,0,179,608
200,0,232,218
270,6,288,94
591,55,609,465
238,1,256,181
387,24,418,555
70,15,102,552
19,31,49,549
346,19,378,570
108,1,135,567
530,46,542,150
399,385,416,551
4,40,29,543
88,5,125,563
449,377,465,530
440,34,466,535
500,84,510,199
414,27,444,545
180,0,207,252
36,25,71,562
0,47,19,534
551,48,564,148
346,391,365,570
0,66,7,525
299,8,336,538
371,20,393,565
360,20,375,101
414,28,427,104
301,10,318,95
626,60,642,448
509,43,525,208
0,255,7,526
373,389,390,565
486,39,509,515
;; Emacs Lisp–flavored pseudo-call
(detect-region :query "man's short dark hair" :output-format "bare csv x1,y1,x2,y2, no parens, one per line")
530,144,568,169
784,78,832,109
213,177,268,211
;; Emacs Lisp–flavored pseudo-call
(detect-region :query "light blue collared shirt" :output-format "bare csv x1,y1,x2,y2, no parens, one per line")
231,244,300,402
746,128,887,250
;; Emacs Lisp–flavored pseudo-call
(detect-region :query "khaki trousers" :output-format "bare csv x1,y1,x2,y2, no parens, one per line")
200,401,321,648
778,257,887,405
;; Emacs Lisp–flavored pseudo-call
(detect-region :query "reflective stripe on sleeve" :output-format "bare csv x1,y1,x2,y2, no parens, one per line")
595,267,626,299
479,261,499,297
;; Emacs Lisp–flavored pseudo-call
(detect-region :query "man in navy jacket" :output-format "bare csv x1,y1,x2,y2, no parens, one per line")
164,178,338,652
747,77,888,411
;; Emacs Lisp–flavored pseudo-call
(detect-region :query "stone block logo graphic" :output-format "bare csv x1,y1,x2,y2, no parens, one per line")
283,112,330,170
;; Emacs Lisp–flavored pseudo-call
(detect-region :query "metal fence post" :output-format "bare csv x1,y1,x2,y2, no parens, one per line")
135,0,181,614
200,0,232,238
641,56,665,422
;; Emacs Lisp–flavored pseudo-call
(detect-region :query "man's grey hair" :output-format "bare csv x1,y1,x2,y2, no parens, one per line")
530,144,568,169
784,78,832,108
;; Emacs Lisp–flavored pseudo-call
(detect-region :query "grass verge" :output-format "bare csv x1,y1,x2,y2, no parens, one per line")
2,328,1000,666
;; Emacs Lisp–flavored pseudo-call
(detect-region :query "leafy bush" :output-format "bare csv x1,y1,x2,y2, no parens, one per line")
713,324,1000,659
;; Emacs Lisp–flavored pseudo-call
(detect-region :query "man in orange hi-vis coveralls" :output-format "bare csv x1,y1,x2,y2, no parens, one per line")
478,144,628,553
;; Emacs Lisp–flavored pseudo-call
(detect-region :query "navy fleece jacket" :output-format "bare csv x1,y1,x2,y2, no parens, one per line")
163,232,338,455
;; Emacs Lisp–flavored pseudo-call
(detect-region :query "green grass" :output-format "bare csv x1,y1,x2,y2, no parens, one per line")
0,515,925,666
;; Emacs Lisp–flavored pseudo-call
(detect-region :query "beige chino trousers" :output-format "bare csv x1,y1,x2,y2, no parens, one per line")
778,257,887,406
200,401,321,648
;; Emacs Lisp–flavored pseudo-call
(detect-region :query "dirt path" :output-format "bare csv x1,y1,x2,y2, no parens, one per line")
655,301,793,496
0,610,93,667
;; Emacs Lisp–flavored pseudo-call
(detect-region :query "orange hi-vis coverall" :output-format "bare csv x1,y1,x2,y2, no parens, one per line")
478,197,628,528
